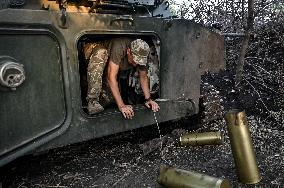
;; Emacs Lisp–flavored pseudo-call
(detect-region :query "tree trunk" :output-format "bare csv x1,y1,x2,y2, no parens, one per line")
235,0,254,86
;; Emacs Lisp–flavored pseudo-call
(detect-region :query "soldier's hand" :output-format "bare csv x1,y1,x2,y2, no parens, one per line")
119,105,134,119
145,100,160,112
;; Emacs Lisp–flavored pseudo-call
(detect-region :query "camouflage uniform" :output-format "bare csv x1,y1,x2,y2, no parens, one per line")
84,38,150,114
84,43,109,114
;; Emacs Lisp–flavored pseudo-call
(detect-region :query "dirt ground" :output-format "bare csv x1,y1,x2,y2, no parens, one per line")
1,111,283,188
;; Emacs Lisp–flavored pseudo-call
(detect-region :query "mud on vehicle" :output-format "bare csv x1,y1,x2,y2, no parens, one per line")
0,0,225,167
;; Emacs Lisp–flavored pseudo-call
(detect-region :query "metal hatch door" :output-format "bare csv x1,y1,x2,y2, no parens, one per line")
160,19,225,109
0,29,67,165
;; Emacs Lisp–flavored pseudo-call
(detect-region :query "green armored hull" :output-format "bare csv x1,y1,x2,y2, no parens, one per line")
0,0,225,166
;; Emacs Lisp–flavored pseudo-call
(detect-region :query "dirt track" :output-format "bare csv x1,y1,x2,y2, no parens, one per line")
1,113,283,188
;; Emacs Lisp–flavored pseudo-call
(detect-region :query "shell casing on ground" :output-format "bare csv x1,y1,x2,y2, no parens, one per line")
225,110,261,184
180,131,224,146
157,166,231,188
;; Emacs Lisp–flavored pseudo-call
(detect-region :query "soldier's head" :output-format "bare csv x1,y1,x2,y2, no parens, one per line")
127,39,150,67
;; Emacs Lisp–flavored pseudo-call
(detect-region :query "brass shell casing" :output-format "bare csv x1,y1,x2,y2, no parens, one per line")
225,110,261,184
158,166,231,188
180,132,223,146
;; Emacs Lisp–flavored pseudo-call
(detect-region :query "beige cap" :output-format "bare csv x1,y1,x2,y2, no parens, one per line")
130,39,150,66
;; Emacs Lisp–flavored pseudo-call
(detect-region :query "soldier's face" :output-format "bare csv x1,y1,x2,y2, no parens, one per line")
127,48,137,67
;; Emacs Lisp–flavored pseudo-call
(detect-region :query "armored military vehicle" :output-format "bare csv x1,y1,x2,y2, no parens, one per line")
0,0,225,166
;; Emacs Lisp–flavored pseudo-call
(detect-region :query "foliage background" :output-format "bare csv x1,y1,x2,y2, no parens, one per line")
169,0,284,127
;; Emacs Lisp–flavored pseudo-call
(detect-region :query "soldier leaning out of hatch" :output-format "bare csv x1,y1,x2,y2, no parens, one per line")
83,38,160,119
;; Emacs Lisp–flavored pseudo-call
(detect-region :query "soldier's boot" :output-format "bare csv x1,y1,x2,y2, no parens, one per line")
87,45,108,114
88,99,104,114
99,87,114,107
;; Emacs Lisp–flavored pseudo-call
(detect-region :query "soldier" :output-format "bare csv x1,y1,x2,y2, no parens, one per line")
84,38,160,119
